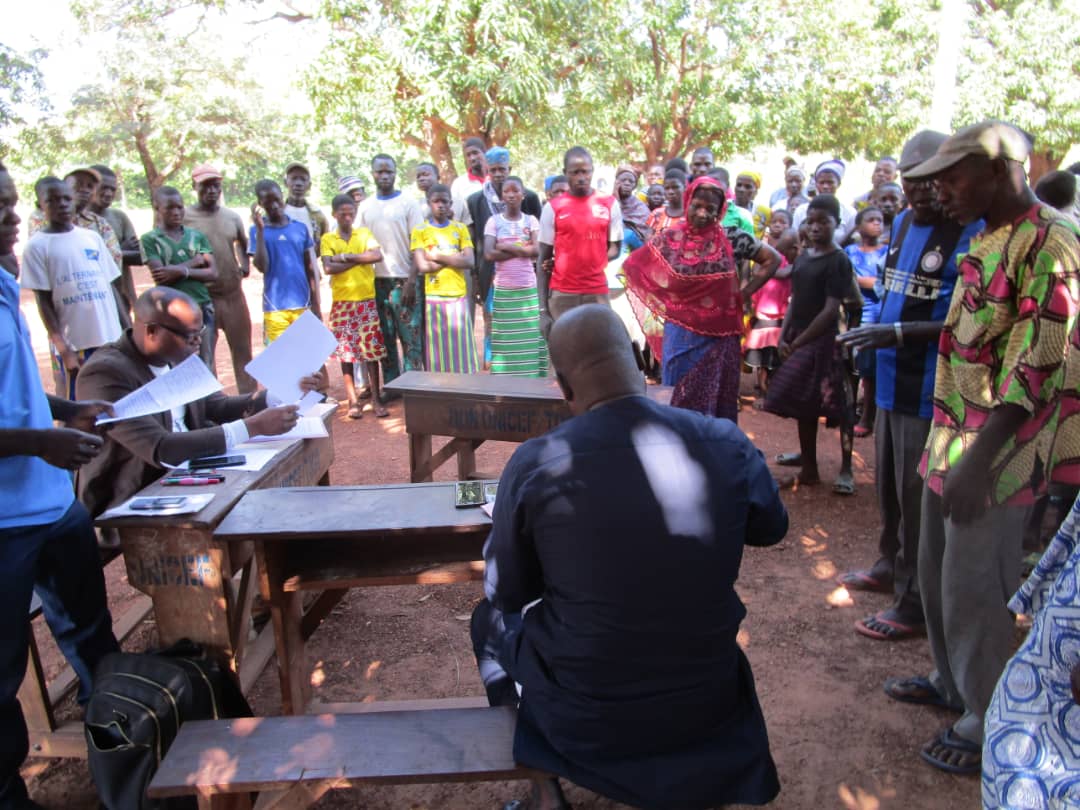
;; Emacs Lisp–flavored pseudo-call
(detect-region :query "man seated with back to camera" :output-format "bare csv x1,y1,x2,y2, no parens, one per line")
472,304,789,810
75,287,322,521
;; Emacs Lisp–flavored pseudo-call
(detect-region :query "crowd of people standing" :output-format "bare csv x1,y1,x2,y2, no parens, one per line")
3,117,1080,809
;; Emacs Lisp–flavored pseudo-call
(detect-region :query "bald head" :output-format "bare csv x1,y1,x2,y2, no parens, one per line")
548,305,644,414
134,286,204,366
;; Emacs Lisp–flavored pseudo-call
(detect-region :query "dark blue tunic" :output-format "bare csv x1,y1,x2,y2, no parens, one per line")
483,395,787,808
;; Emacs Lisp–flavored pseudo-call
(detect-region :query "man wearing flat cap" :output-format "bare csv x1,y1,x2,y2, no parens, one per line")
185,163,257,393
887,120,1080,774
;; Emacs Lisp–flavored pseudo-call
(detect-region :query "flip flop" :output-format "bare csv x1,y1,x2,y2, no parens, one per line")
883,676,958,711
374,405,391,418
920,728,981,775
347,405,363,420
775,452,802,467
855,611,926,641
835,570,892,593
833,473,855,496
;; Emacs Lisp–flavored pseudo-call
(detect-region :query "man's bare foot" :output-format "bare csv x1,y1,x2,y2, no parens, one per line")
374,403,390,418
775,470,821,489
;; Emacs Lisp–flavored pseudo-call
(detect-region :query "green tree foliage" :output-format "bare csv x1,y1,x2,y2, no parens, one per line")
12,26,306,205
310,0,611,181
0,43,49,158
955,0,1080,177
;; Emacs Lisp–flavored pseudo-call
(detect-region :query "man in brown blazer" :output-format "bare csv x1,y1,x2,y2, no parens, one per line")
76,287,314,519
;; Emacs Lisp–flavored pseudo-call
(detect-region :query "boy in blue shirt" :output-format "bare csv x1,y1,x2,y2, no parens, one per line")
248,180,320,343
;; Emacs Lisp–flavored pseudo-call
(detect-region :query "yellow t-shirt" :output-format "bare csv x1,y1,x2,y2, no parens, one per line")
320,228,380,302
409,220,472,298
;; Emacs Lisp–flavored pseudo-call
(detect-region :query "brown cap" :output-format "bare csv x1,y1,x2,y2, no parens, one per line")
897,130,948,174
904,120,1032,180
64,166,101,183
284,162,310,177
192,163,223,184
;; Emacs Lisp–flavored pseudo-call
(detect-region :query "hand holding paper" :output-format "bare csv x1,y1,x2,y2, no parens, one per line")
97,354,223,424
245,311,337,412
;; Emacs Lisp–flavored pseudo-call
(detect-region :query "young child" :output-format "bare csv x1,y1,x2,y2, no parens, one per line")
870,182,903,243
21,177,124,397
763,195,856,495
645,183,666,211
844,206,888,437
645,169,686,233
483,176,546,377
321,194,389,418
249,180,320,343
745,209,796,397
140,186,218,369
410,183,477,373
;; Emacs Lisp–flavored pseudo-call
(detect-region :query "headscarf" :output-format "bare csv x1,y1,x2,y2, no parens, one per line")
615,164,639,182
622,175,741,338
682,175,729,222
786,166,806,181
485,146,510,167
740,170,762,189
815,159,846,181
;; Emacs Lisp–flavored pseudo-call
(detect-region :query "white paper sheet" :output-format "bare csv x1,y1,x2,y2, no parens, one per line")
244,311,338,406
97,354,223,424
227,440,301,471
101,493,216,519
244,416,328,442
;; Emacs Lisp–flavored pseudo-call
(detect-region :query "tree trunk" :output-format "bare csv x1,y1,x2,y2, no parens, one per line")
133,129,163,193
1029,151,1061,185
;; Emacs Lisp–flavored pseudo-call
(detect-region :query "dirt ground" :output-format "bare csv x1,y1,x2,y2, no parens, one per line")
19,269,983,809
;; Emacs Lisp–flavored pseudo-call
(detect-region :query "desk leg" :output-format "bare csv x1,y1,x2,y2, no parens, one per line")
256,541,308,715
409,432,434,483
456,439,478,480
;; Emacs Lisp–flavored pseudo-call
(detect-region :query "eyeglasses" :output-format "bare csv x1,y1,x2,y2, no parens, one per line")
151,322,206,343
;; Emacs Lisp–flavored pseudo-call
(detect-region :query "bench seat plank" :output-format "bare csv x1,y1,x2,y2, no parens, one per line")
148,706,527,798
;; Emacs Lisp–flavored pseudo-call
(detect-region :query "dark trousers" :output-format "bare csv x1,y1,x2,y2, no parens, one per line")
872,408,931,622
470,600,522,707
0,502,118,804
210,287,257,394
374,277,425,385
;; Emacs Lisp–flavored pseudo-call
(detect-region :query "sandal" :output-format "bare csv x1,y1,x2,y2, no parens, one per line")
920,728,981,775
374,404,391,418
883,676,959,711
836,570,892,593
833,473,855,496
855,611,926,641
775,452,803,467
347,404,363,419
774,473,820,490
853,424,872,438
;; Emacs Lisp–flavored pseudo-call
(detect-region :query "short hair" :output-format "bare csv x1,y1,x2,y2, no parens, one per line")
692,146,714,159
331,193,357,212
1034,171,1077,210
1067,162,1080,176
35,176,64,200
426,182,451,199
503,175,524,190
90,164,116,180
874,181,903,196
254,179,281,197
371,153,396,169
563,146,591,169
665,157,689,174
769,208,791,223
153,185,183,205
855,206,882,225
878,156,898,166
416,161,440,180
709,166,730,185
664,169,687,184
462,136,486,152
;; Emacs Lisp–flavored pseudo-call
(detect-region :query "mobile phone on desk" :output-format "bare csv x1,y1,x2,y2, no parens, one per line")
454,481,486,508
130,496,187,510
190,454,246,470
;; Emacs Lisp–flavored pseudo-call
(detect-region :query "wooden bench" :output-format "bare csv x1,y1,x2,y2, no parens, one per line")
19,553,154,759
147,703,537,809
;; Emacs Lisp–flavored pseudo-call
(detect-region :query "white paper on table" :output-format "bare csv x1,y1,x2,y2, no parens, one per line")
97,354,223,424
227,441,300,471
245,416,329,442
244,310,337,406
101,493,215,519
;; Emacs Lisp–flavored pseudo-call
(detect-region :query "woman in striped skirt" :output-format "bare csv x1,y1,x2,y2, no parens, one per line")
483,177,547,377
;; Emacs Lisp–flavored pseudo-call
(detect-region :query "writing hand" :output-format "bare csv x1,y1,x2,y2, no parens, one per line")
38,428,104,470
245,404,300,438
